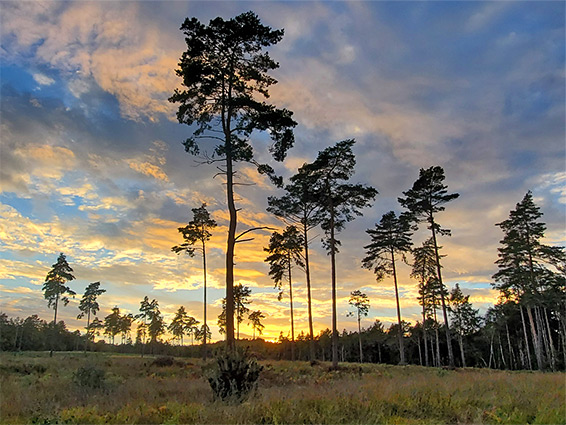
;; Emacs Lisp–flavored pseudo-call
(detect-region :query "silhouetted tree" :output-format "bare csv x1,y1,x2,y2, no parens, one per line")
43,253,76,327
448,283,481,367
347,290,370,362
217,284,252,339
248,310,265,339
104,307,122,344
411,237,442,367
399,166,459,367
264,225,304,360
267,166,324,360
363,211,412,364
173,203,217,358
77,281,105,351
170,11,297,349
493,191,565,370
302,139,377,368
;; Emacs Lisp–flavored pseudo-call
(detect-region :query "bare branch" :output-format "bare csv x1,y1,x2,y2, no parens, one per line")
235,226,276,242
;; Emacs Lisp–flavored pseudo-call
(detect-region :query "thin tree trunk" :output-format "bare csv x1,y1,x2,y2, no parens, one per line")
422,306,429,367
303,224,316,362
458,332,466,367
84,310,90,354
288,253,295,361
417,333,423,366
329,189,338,369
526,305,544,370
498,333,507,369
488,331,494,369
430,223,455,367
432,301,441,367
542,307,556,371
225,148,236,350
391,248,405,364
520,305,532,370
202,238,208,361
358,312,363,363
505,323,514,370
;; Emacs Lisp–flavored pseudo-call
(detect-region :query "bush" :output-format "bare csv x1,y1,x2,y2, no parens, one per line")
151,356,175,367
207,348,263,403
73,365,106,389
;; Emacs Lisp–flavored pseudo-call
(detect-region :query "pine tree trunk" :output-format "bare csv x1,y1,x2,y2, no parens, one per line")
520,305,532,370
458,332,466,367
526,305,544,370
328,186,338,369
391,248,405,364
542,307,557,371
430,223,455,367
506,323,514,370
422,306,429,367
288,254,295,361
303,224,316,362
498,333,507,369
358,312,363,363
202,238,208,361
225,144,236,350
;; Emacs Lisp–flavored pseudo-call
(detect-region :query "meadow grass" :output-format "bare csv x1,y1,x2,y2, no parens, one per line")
1,352,564,424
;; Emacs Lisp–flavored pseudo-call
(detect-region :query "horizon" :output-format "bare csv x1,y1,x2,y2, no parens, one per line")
1,1,564,343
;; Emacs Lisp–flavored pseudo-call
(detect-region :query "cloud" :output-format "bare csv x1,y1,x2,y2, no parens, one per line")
33,73,55,86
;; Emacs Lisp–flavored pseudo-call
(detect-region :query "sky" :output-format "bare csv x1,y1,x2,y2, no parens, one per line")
1,1,564,343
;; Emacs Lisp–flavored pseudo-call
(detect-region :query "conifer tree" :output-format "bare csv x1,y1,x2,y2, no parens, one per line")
264,225,304,360
493,191,565,370
347,290,370,363
302,139,377,368
267,166,324,360
248,310,265,339
399,166,459,367
173,203,217,358
43,253,76,326
170,12,297,348
448,283,481,367
77,281,105,351
362,211,412,364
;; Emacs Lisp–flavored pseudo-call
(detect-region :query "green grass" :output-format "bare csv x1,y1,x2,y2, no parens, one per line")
1,352,564,424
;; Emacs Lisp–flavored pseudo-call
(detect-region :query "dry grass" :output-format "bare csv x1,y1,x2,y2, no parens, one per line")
1,353,564,424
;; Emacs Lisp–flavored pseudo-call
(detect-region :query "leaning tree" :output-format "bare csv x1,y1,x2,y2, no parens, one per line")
399,166,459,367
170,11,297,348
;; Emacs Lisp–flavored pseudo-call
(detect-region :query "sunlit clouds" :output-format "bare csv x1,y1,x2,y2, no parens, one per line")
1,1,564,343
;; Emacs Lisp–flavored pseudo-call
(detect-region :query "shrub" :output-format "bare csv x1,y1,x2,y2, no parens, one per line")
73,365,106,389
151,356,175,367
207,348,263,403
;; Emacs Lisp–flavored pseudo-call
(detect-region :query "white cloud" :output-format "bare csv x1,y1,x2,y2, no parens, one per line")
33,73,55,86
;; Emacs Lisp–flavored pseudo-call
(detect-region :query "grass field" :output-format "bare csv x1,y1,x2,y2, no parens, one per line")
0,352,564,424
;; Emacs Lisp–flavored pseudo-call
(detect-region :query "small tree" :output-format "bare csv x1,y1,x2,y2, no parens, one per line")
136,296,161,355
347,290,370,363
302,139,377,368
248,310,265,339
170,11,297,349
399,166,459,367
217,284,252,339
362,211,413,364
77,281,106,352
173,203,217,358
103,307,122,345
264,225,304,360
168,306,191,345
448,283,481,367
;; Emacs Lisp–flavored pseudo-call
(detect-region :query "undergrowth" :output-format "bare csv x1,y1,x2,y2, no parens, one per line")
1,353,564,424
